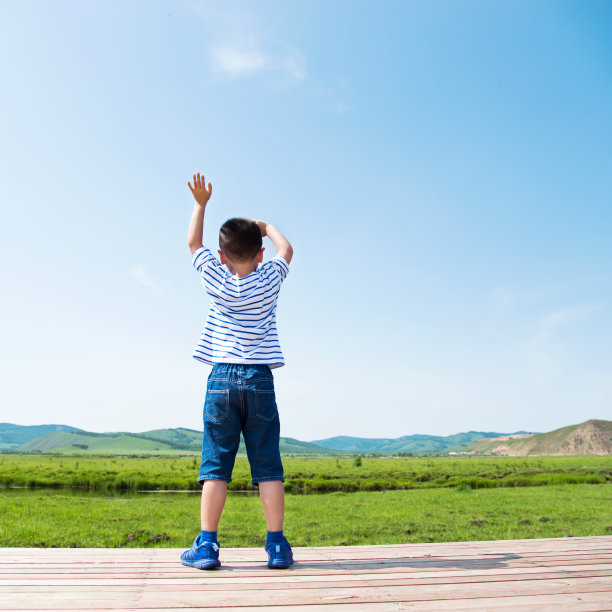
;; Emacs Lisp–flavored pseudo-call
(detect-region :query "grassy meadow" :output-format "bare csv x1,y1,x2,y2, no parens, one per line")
1,453,611,548
1,453,611,492
1,485,611,548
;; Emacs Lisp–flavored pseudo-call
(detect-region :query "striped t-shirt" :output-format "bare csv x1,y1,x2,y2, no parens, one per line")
191,246,289,368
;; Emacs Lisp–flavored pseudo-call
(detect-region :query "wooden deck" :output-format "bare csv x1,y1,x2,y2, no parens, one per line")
1,536,612,610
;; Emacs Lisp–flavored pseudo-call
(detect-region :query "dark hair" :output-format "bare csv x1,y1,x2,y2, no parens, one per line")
219,218,262,261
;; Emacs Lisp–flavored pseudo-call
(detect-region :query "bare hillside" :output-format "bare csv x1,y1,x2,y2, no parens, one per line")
467,419,612,456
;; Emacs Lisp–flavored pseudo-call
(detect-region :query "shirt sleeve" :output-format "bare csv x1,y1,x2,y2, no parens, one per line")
191,246,217,273
192,246,232,300
267,255,290,281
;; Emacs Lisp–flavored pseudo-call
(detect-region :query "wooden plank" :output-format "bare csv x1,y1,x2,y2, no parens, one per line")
2,551,611,571
2,552,610,568
3,548,611,562
1,542,610,560
1,568,612,592
122,591,610,612
1,562,612,584
1,536,611,557
25,561,612,575
4,603,612,612
2,555,612,576
388,591,612,611
175,600,605,612
2,562,612,584
1,576,612,609
0,558,612,585
126,594,612,612
1,548,609,562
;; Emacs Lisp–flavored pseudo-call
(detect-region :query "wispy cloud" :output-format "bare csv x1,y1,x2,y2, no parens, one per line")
534,302,604,344
183,2,308,85
210,36,306,81
130,264,164,295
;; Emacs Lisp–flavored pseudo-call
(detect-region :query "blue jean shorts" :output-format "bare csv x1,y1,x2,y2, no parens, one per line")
199,363,284,485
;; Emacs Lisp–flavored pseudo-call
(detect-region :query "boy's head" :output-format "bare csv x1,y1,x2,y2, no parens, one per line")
218,217,263,265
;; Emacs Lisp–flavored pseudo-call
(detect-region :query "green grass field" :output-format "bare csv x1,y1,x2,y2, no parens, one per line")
2,454,610,548
2,454,611,492
1,485,610,548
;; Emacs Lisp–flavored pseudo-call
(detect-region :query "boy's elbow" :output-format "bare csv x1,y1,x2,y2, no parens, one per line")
281,245,294,263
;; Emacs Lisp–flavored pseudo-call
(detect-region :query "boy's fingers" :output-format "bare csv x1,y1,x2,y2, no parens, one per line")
189,172,210,194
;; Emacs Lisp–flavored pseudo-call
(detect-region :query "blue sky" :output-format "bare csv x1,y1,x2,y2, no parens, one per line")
1,0,610,439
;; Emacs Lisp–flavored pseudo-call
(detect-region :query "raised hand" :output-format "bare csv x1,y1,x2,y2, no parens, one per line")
188,172,212,206
253,220,268,237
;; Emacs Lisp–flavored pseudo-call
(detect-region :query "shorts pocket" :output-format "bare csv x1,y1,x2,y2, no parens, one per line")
204,389,230,424
254,389,278,422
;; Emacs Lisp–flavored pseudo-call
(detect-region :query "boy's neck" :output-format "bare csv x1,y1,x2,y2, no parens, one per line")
219,248,264,278
227,260,258,278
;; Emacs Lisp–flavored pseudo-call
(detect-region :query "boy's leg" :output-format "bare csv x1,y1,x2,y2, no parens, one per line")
201,480,228,532
259,479,293,568
258,480,284,531
242,365,293,568
198,365,242,530
181,478,227,570
181,365,240,569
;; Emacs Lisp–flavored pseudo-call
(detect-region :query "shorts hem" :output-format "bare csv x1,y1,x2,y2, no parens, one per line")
198,475,232,484
251,476,285,484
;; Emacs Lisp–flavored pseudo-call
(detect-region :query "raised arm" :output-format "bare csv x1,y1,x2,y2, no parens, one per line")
187,172,212,254
255,221,293,264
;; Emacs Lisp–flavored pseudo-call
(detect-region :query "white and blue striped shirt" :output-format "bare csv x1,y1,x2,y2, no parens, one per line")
191,246,289,368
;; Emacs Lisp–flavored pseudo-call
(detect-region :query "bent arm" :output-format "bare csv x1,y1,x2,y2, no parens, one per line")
265,223,293,264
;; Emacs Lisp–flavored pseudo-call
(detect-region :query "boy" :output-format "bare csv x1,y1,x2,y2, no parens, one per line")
180,172,294,570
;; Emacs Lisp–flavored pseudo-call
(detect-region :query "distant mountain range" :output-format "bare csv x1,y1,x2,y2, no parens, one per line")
310,431,529,455
0,422,526,455
0,423,337,455
1,420,610,456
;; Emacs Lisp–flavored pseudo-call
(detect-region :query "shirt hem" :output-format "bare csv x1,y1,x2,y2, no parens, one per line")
192,355,285,369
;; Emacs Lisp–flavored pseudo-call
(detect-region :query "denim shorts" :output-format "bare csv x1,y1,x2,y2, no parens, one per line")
199,363,284,485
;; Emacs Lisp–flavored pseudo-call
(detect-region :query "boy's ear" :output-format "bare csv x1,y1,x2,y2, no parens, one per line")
256,247,265,263
218,250,227,264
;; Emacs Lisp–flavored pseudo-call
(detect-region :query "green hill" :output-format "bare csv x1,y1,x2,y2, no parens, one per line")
465,419,612,455
311,431,527,455
136,428,202,448
19,431,178,454
277,437,340,455
14,427,338,456
103,428,203,451
0,423,85,450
